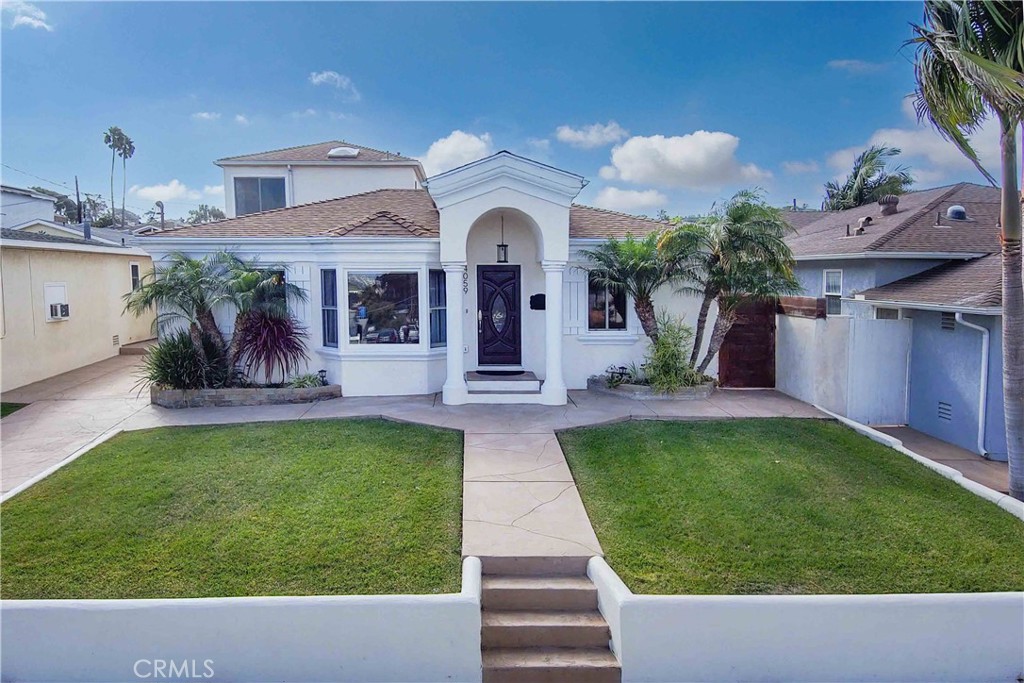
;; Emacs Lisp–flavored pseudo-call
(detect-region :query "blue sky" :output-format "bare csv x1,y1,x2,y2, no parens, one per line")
0,1,1002,220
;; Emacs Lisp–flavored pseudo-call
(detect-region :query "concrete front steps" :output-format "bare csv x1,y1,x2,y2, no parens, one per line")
465,371,545,404
480,557,620,683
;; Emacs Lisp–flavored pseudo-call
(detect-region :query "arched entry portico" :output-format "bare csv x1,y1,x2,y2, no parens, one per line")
424,152,585,405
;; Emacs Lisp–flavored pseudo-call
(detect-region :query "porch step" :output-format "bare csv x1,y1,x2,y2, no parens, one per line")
483,610,610,649
466,371,541,392
119,339,156,356
482,576,598,611
483,648,620,683
481,555,592,576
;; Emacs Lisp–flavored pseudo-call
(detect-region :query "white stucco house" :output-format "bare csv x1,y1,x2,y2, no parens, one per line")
140,140,716,405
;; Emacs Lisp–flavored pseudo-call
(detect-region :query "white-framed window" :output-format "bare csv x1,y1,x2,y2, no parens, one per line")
823,269,843,316
320,269,338,348
428,269,446,348
346,271,420,345
588,276,627,331
234,177,286,216
129,262,141,291
875,307,899,320
44,282,69,321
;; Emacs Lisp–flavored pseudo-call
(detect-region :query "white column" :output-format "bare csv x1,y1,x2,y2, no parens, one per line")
442,262,469,405
541,260,567,405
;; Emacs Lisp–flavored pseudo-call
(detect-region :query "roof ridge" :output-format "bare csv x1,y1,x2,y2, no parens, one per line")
218,139,414,163
865,183,965,252
571,203,665,225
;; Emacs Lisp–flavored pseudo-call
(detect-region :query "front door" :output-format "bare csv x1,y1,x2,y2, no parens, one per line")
477,265,521,366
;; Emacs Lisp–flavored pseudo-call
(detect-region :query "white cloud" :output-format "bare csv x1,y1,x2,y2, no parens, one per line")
2,1,52,31
827,59,887,74
598,165,618,180
524,138,551,162
827,99,1001,185
234,114,250,125
607,131,771,189
290,108,318,119
191,111,221,121
555,121,629,149
308,70,361,101
130,180,201,203
594,187,668,212
203,185,224,197
418,130,494,177
782,160,820,174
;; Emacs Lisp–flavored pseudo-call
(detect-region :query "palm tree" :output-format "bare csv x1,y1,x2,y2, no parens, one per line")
822,145,915,211
118,135,135,228
103,126,124,227
659,189,798,372
909,0,1024,500
580,232,677,341
123,251,234,360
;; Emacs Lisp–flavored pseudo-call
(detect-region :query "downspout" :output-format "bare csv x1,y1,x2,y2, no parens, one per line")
287,165,295,207
955,313,989,457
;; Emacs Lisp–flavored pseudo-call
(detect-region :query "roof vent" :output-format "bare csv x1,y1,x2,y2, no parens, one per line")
878,194,899,216
856,216,872,234
945,205,968,220
327,146,360,159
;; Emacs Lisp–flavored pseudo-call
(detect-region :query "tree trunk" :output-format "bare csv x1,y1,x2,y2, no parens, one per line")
227,311,247,372
690,287,715,368
696,304,737,375
998,115,1023,501
121,158,127,228
109,149,115,227
188,322,209,364
195,307,225,352
634,296,659,342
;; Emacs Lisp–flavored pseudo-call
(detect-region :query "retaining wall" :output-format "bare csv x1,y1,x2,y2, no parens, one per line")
151,384,343,408
0,558,483,683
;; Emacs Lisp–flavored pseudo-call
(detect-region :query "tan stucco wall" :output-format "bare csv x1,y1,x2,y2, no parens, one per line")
0,246,155,392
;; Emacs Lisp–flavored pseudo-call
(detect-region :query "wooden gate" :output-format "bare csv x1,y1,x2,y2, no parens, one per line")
718,300,776,388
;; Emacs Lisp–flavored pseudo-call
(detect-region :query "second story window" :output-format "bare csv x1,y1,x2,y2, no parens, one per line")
234,177,286,216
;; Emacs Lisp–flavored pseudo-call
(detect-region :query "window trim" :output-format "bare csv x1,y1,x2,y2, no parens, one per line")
823,269,843,316
129,262,141,292
320,268,339,348
233,176,287,216
344,268,422,350
428,269,446,348
587,277,628,332
44,281,69,322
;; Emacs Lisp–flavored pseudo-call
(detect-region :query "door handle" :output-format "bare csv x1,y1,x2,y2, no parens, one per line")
478,309,482,333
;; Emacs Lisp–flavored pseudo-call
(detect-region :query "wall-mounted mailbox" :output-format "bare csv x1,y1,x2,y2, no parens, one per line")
529,294,546,310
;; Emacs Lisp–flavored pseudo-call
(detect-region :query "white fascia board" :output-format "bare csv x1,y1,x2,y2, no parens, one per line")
794,252,984,262
856,297,1001,316
138,237,441,262
426,152,585,208
216,159,424,171
0,239,148,257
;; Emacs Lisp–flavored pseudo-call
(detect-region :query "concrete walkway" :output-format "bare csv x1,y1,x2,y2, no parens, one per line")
877,426,1010,494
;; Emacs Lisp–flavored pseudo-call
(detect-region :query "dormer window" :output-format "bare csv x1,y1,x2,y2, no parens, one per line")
234,177,286,216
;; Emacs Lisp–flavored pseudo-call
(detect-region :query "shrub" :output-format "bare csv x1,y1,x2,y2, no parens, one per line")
289,373,322,389
234,310,309,384
644,313,706,393
141,330,231,390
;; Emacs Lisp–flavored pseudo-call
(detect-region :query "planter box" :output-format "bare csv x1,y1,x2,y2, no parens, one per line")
587,376,715,401
151,384,343,409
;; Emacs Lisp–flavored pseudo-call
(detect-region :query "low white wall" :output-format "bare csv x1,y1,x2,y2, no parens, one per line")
776,315,910,424
589,558,1023,683
1,557,483,683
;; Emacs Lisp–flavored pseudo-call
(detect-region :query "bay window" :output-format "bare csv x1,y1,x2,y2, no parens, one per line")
428,270,446,347
588,276,627,331
347,271,420,344
321,269,338,348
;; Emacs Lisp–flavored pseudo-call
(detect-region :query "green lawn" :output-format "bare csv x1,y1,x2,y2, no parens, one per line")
559,419,1024,595
1,419,463,599
1,402,28,418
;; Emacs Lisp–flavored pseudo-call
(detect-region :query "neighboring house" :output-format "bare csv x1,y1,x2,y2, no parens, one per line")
141,145,716,404
777,183,1008,461
0,229,156,392
17,220,128,246
217,140,426,218
1,185,57,228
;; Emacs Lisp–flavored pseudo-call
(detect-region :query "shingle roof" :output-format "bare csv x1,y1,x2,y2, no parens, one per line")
216,140,417,164
144,191,669,240
859,254,1002,309
786,183,1001,258
569,204,666,239
0,227,117,247
782,209,835,231
156,189,441,238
